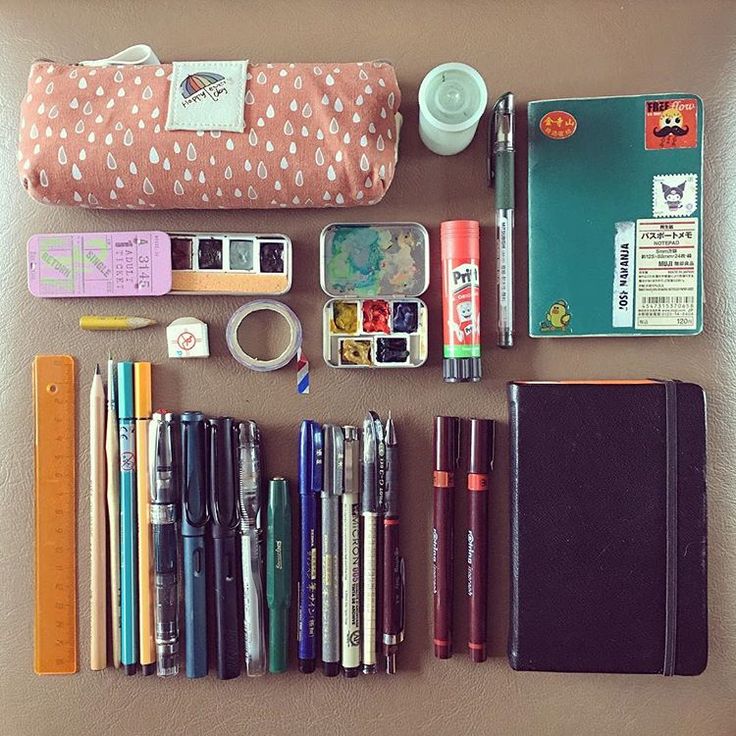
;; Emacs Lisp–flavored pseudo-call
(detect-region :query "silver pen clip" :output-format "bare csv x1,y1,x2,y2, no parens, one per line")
399,557,406,643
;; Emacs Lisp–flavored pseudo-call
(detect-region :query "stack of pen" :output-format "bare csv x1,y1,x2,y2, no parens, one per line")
298,413,405,677
89,366,404,678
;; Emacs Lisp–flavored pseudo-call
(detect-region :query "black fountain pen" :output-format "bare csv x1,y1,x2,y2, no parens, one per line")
382,413,404,673
206,417,241,680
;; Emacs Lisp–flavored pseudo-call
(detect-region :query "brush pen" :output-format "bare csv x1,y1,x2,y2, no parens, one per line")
383,414,404,673
298,421,321,674
321,425,342,677
467,419,495,662
134,362,155,676
237,421,266,677
117,361,138,675
433,416,461,659
491,92,515,348
267,477,292,673
361,415,378,674
180,411,209,678
89,365,106,670
341,426,361,677
207,417,241,680
105,357,121,669
149,411,179,676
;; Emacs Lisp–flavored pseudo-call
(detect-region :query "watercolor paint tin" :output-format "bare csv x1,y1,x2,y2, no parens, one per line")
169,232,292,295
27,231,172,297
320,223,430,368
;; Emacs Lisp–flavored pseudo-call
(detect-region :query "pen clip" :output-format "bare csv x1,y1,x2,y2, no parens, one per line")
454,417,462,470
208,421,240,531
488,106,495,187
181,417,209,528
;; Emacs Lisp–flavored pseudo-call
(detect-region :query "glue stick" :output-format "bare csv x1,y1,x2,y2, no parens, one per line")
441,220,482,382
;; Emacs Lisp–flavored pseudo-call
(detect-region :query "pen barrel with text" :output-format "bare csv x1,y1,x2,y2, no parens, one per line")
341,494,361,675
467,473,489,662
433,481,454,659
321,495,340,674
297,495,318,671
361,514,378,672
382,518,402,666
267,478,292,674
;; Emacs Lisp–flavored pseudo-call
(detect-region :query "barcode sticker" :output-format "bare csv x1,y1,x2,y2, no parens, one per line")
634,218,698,330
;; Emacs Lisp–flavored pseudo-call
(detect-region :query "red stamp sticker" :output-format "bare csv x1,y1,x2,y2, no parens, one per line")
540,110,577,140
177,331,196,350
645,98,698,150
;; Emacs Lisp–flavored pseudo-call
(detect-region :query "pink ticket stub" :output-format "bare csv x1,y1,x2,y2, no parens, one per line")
27,231,172,297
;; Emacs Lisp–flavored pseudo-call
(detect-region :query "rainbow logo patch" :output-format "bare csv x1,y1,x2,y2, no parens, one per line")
180,72,226,99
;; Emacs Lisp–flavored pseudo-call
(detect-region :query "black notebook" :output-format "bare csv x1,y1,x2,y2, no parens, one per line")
508,380,707,675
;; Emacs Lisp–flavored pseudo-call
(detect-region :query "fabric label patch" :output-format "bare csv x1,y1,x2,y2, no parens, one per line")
644,98,698,150
166,61,248,132
653,173,698,217
612,221,634,327
634,218,698,330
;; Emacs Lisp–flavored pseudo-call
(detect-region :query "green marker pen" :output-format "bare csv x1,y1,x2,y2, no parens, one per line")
267,477,292,673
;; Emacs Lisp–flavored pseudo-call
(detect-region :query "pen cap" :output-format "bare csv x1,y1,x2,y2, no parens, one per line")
207,417,239,533
441,220,480,261
116,361,134,419
434,416,460,472
134,362,152,418
180,411,208,533
418,62,488,156
468,418,495,475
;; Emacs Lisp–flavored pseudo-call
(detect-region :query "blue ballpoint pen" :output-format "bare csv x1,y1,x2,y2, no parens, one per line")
298,421,321,674
117,362,138,675
180,411,209,678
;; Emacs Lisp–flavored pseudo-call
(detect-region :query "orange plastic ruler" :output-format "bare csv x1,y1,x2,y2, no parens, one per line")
33,355,77,674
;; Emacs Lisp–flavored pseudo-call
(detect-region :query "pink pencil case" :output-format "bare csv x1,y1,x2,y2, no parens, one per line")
18,57,401,209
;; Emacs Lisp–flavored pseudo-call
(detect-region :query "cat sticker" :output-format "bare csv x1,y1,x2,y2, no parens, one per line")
652,173,698,217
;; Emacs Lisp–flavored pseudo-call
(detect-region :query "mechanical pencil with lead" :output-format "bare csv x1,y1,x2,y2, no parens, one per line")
298,421,321,674
149,411,180,676
341,426,361,677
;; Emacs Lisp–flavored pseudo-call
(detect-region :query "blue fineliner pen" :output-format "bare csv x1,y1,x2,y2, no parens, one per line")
180,411,209,678
298,421,321,673
117,361,138,675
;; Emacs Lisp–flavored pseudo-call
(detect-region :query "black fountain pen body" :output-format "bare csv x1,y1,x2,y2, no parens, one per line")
206,417,241,680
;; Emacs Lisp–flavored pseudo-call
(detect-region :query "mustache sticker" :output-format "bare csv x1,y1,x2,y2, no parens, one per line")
653,124,689,137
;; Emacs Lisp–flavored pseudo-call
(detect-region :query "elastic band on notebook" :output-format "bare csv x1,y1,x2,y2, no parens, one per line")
663,380,679,676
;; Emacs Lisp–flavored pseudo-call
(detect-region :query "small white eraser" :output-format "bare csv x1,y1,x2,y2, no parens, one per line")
167,317,210,358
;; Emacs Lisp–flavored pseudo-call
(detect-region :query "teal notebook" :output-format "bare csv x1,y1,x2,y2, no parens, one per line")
528,93,703,337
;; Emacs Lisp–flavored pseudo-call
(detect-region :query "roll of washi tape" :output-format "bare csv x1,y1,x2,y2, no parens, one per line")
226,300,303,372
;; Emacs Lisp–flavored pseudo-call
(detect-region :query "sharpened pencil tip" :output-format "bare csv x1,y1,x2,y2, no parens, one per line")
95,363,100,375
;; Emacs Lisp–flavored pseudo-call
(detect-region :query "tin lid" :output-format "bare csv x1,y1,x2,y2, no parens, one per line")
320,223,430,298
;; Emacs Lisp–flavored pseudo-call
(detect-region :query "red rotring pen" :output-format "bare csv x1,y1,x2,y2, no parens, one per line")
433,416,460,659
467,419,495,663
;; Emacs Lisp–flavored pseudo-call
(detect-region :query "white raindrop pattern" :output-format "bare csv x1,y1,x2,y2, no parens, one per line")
19,60,400,208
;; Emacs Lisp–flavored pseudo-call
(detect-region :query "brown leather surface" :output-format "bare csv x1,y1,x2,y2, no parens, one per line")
1,1,735,734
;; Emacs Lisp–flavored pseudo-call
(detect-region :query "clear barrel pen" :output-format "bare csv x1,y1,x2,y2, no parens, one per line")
491,91,516,348
237,421,267,677
321,425,342,677
361,415,378,674
148,412,179,676
341,426,361,677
